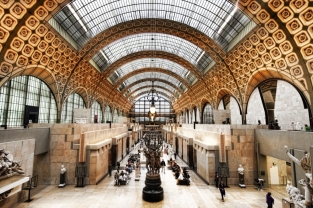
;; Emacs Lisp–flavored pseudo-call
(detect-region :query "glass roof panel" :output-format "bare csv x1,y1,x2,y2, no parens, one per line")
121,72,186,92
132,87,173,98
92,33,212,73
126,81,179,97
52,0,254,51
109,58,197,85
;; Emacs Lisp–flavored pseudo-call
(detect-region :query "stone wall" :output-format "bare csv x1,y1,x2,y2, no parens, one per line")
246,88,266,125
213,110,230,124
266,156,286,185
0,139,35,207
89,145,110,184
228,125,256,185
230,97,242,124
275,80,310,130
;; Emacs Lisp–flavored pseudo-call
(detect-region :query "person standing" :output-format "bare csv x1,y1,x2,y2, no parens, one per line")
219,181,226,202
108,163,112,176
266,192,274,208
214,172,219,188
160,159,166,173
174,152,177,159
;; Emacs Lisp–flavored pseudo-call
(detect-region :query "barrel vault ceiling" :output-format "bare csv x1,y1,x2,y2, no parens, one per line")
0,0,313,117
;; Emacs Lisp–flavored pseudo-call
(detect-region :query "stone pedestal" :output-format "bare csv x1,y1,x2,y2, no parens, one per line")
142,173,163,202
58,173,65,188
239,173,246,188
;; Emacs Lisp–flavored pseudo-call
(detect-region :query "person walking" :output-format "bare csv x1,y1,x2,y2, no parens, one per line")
214,172,219,188
219,180,226,202
266,192,274,208
160,159,166,173
108,163,112,176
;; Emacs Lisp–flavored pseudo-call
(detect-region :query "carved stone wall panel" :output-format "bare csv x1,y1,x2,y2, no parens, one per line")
285,52,299,66
43,0,58,12
17,25,32,40
20,0,37,9
286,18,303,34
264,19,279,33
289,0,308,13
16,55,28,67
256,9,271,23
290,65,304,78
269,47,282,60
9,2,27,19
278,7,294,23
268,0,284,12
299,7,313,26
4,49,18,64
10,37,24,52
0,0,14,9
275,58,288,70
256,27,269,40
25,16,40,30
279,40,293,55
35,24,48,37
34,6,49,20
294,30,311,47
272,29,286,44
28,33,40,47
300,44,313,60
0,14,17,31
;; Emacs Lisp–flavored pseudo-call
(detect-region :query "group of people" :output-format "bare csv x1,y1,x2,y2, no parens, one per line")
171,162,190,185
114,169,131,186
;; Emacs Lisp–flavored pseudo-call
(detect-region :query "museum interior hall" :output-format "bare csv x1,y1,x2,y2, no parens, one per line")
1,0,313,207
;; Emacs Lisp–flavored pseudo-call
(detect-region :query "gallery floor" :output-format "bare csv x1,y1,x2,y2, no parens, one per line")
13,148,288,208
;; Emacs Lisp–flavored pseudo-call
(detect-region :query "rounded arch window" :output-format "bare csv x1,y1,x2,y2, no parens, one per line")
202,103,214,124
61,93,86,123
91,101,102,123
104,106,112,122
0,76,57,127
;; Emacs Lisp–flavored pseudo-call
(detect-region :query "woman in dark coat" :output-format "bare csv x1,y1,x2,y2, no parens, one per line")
219,181,226,202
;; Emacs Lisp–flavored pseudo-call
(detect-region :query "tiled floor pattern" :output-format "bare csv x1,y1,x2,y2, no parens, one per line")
13,145,288,208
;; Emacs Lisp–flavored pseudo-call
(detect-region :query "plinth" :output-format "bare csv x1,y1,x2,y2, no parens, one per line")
238,173,246,188
142,173,163,202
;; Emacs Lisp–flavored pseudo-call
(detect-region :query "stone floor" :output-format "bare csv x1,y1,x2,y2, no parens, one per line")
13,146,289,208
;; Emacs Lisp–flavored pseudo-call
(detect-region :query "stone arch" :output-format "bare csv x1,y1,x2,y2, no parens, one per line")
121,78,184,95
63,87,89,109
126,85,178,99
113,68,190,88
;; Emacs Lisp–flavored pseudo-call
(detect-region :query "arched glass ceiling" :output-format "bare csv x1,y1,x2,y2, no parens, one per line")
52,0,254,51
118,72,186,92
127,81,179,97
134,94,172,103
109,58,197,85
132,88,174,98
93,33,213,73
125,83,180,98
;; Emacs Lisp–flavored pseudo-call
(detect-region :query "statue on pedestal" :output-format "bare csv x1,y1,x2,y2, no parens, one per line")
142,130,164,202
59,165,66,188
238,164,245,188
284,146,313,208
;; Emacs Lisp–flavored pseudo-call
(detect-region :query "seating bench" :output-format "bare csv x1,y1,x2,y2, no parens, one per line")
177,179,188,185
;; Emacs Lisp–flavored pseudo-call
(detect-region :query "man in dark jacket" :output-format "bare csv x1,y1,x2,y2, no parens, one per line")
160,159,166,173
219,181,226,202
266,192,274,208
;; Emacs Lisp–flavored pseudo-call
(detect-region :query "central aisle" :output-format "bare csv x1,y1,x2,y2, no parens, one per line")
13,143,285,208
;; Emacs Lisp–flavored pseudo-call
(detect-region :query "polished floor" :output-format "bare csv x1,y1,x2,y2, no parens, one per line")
13,146,288,208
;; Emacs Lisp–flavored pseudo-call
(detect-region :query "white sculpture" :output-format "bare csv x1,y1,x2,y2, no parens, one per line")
0,149,24,180
285,146,313,208
238,164,244,175
60,165,66,174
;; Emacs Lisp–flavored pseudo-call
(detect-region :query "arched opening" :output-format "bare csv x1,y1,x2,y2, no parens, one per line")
104,106,112,122
202,103,214,124
61,93,86,123
0,76,57,127
246,79,311,129
91,101,102,123
113,109,118,123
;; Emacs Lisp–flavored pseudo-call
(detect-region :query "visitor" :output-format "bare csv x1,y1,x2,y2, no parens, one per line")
160,159,166,173
108,163,112,176
117,161,120,170
266,192,274,208
255,178,265,191
214,172,219,188
219,181,226,202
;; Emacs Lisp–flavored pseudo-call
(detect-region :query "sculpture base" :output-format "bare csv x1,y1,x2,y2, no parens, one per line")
58,183,65,188
142,173,163,202
239,184,246,188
